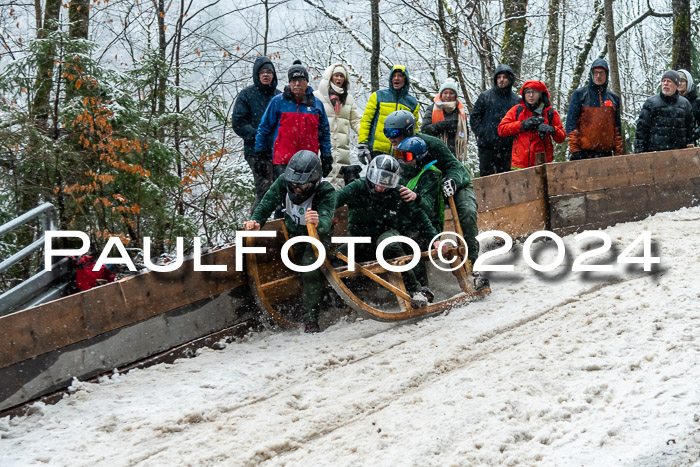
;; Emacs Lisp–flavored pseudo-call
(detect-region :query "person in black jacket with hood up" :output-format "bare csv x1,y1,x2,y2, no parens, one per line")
677,69,700,144
469,64,521,176
634,70,695,154
232,57,281,212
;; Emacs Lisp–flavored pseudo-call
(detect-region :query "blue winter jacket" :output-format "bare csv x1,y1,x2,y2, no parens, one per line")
255,86,332,165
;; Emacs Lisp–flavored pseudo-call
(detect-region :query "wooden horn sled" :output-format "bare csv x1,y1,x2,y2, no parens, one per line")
246,199,491,327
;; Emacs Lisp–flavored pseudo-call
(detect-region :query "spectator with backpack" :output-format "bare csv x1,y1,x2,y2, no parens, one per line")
498,80,566,169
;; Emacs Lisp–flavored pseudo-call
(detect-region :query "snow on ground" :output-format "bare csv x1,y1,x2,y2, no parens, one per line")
1,207,700,466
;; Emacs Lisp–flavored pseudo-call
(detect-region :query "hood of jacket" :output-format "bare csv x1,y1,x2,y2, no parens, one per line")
588,58,609,93
319,62,350,96
678,68,696,101
388,64,411,99
520,80,551,108
252,56,278,94
492,64,516,94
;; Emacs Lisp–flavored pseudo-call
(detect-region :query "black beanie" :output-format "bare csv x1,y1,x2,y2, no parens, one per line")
661,70,680,87
288,59,309,82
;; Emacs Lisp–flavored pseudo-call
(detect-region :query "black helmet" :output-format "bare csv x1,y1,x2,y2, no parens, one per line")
396,136,429,164
383,110,416,139
366,154,400,197
284,150,322,204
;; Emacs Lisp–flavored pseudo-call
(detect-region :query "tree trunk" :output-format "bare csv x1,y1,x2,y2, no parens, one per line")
263,0,270,56
568,0,604,101
66,0,90,102
68,0,89,39
158,0,167,116
31,0,61,131
175,0,185,217
671,0,691,70
475,3,495,86
603,0,621,95
544,0,559,103
500,0,528,78
370,0,380,92
603,0,624,153
556,0,566,109
436,0,473,110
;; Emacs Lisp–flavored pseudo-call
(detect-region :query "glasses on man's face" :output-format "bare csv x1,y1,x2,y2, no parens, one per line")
290,182,312,191
524,89,541,96
383,128,402,139
259,70,274,76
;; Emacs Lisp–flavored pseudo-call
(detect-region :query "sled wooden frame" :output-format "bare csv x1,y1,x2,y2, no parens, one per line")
307,195,491,322
245,219,300,329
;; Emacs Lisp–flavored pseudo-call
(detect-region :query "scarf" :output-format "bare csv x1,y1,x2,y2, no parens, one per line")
431,96,469,162
434,100,457,113
330,82,345,95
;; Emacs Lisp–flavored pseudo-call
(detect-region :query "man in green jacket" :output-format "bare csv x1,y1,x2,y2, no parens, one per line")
384,110,489,291
244,150,336,333
394,135,443,293
335,155,444,307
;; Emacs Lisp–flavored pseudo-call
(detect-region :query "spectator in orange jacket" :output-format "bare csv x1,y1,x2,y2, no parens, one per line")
498,80,565,169
565,58,623,160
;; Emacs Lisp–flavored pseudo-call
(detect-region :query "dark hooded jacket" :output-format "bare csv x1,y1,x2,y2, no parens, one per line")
678,69,700,142
232,57,281,156
469,65,521,152
633,90,695,154
565,58,623,157
690,86,700,143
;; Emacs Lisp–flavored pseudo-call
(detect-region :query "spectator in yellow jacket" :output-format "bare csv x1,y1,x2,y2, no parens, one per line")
357,65,420,163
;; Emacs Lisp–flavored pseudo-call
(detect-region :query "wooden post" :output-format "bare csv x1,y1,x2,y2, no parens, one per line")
534,153,551,230
535,152,546,166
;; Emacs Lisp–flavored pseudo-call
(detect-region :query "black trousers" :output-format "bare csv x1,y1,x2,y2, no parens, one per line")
245,155,273,214
478,147,511,177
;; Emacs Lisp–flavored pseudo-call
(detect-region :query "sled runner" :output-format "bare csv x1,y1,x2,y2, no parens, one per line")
307,196,490,322
245,219,304,329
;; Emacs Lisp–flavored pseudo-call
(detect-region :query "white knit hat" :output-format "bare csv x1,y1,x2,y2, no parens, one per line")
333,65,347,78
439,77,459,96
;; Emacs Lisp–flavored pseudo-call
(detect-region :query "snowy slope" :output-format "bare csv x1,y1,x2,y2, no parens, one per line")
1,207,699,466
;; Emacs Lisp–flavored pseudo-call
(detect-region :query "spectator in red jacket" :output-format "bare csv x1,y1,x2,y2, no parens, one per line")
498,80,565,169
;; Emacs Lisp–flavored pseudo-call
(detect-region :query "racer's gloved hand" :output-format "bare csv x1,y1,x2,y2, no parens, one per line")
357,144,372,165
442,178,457,198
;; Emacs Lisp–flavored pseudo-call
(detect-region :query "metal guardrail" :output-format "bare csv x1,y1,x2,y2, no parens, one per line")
0,203,70,315
0,202,59,273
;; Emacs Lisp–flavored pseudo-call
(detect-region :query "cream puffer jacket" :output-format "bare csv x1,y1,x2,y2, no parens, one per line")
313,63,363,188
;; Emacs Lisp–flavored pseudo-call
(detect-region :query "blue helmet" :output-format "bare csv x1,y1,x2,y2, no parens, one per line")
383,110,416,138
396,136,429,163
